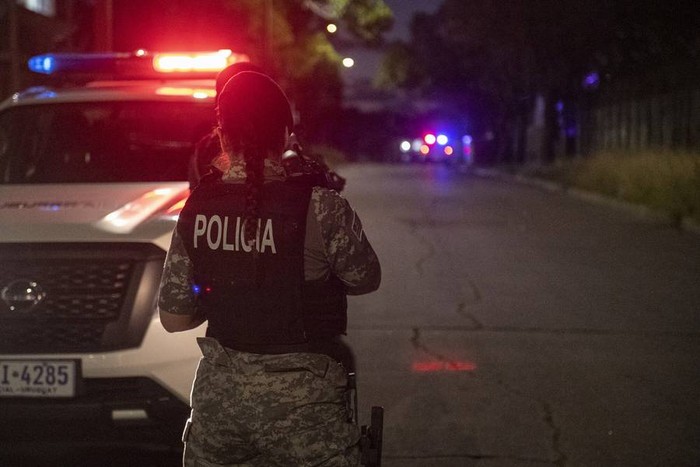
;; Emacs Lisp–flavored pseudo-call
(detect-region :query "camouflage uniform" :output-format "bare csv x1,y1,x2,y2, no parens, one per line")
158,159,381,466
184,337,360,466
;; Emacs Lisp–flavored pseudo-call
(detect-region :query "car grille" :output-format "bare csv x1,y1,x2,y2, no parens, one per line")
0,243,166,354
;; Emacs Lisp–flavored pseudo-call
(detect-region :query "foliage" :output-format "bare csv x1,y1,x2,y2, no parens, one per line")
553,151,700,226
114,0,393,142
340,0,393,44
210,0,391,75
374,41,414,90
219,0,393,141
385,0,700,96
378,0,700,161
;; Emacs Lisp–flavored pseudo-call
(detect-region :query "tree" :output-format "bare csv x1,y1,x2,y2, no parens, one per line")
216,0,393,140
379,0,700,164
113,0,393,143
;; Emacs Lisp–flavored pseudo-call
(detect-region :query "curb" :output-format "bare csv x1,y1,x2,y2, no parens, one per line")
471,167,700,235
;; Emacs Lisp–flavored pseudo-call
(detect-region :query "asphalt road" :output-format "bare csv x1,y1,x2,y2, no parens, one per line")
6,162,698,467
341,162,700,467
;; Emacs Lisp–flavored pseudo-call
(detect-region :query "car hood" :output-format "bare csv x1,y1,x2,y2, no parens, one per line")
0,183,189,249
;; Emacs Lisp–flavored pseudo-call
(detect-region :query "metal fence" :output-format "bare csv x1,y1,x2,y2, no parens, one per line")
578,87,700,155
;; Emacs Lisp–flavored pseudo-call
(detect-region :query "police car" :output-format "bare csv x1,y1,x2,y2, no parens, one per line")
0,50,245,457
397,131,474,166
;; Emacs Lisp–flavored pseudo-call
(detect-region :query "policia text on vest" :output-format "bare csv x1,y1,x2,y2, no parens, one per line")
193,214,277,254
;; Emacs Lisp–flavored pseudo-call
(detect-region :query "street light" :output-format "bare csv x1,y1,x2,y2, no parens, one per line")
342,57,354,68
326,23,337,34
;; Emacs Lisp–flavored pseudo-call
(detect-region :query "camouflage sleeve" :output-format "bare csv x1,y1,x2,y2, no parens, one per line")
157,228,197,315
312,187,381,295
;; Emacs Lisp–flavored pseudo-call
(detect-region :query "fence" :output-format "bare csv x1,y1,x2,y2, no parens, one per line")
578,87,700,155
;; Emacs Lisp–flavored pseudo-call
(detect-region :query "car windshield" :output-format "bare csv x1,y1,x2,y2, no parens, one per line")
0,101,215,184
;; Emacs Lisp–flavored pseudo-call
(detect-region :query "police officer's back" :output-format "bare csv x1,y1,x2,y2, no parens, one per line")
158,71,381,466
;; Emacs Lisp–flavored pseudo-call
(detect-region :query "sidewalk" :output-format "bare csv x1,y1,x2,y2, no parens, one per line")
469,166,700,235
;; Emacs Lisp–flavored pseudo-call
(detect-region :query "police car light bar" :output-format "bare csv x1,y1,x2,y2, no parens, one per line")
28,50,250,77
152,50,244,73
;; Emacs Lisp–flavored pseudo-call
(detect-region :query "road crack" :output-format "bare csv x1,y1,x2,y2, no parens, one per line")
489,376,569,467
410,329,566,465
410,327,451,362
457,279,484,329
410,328,478,372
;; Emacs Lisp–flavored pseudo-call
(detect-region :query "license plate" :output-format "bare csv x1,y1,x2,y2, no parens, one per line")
0,359,80,398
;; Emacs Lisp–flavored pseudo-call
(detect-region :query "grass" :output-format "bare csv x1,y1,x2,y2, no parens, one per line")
532,150,700,227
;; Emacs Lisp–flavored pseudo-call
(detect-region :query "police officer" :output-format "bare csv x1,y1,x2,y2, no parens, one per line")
158,71,381,466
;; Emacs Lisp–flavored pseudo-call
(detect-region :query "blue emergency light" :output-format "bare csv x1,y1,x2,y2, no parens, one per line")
28,52,134,75
27,50,249,78
27,55,55,74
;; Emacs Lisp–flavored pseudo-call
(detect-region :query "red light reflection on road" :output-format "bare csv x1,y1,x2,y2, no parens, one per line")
412,360,477,373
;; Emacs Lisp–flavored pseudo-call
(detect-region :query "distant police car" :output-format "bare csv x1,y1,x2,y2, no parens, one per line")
397,131,474,166
0,49,245,457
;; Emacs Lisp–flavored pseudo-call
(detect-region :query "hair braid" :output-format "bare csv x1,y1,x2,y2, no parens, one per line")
242,144,264,246
215,71,293,254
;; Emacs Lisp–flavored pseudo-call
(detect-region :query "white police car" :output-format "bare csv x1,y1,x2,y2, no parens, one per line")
0,50,244,458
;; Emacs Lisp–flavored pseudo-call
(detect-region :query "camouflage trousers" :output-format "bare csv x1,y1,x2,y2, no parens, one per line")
182,337,360,466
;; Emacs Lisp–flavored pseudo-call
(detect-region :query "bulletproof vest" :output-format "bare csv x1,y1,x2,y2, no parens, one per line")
177,176,347,350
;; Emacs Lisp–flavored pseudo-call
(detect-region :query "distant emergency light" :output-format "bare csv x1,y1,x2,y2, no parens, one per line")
28,49,249,78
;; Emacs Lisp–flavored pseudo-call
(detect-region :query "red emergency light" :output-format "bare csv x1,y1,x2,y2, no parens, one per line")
152,50,246,73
